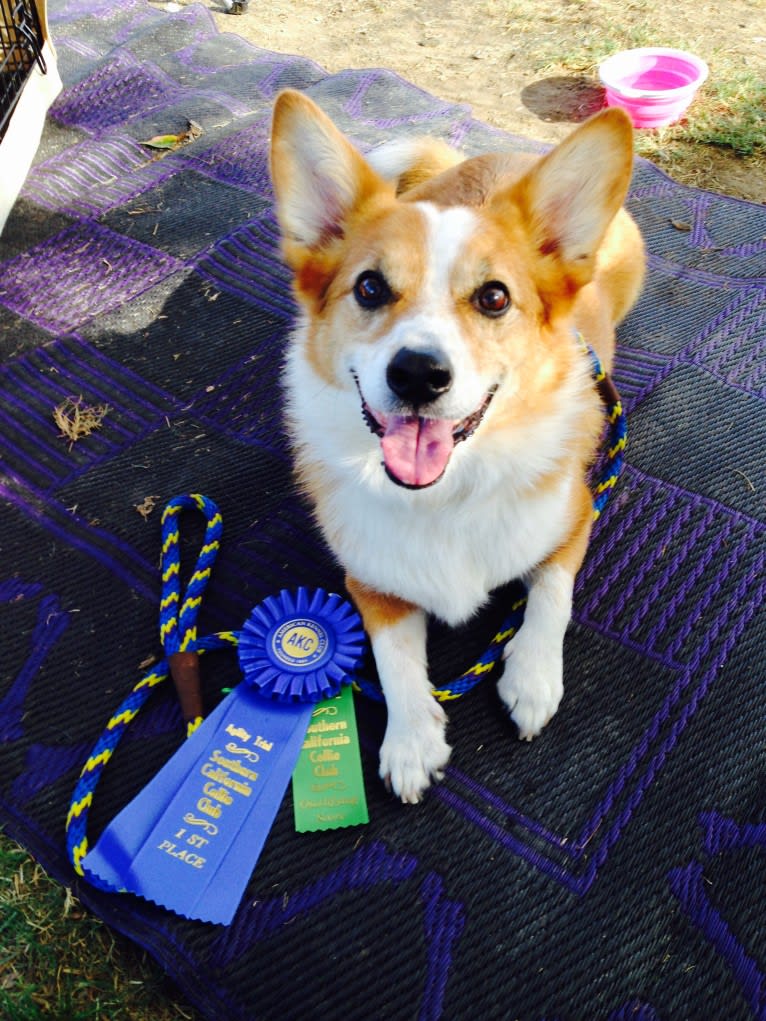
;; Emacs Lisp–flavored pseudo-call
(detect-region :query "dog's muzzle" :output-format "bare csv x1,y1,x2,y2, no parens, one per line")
355,372,498,490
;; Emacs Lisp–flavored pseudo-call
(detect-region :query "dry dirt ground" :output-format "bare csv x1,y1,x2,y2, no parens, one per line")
199,0,766,204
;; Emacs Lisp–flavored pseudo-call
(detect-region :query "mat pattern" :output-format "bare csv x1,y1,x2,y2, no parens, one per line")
2,1,765,1018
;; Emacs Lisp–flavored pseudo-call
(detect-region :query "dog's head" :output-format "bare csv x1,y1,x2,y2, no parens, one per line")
270,90,634,490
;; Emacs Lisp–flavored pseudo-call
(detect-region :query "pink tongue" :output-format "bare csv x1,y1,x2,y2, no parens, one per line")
380,416,455,488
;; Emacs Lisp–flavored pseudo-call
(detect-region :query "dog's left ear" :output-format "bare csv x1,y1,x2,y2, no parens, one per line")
512,108,635,288
270,90,386,252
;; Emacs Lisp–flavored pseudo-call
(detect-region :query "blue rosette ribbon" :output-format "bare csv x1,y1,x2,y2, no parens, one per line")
81,587,366,925
238,587,365,703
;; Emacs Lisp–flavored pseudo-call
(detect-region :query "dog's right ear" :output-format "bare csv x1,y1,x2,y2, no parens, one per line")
270,90,386,252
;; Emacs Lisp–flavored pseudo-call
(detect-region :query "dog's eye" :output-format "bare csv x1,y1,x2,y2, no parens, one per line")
353,270,392,310
474,281,511,317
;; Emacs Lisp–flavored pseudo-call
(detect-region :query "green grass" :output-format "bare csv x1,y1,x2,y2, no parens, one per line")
524,4,766,194
508,0,763,156
0,832,198,1021
629,74,766,192
682,75,766,154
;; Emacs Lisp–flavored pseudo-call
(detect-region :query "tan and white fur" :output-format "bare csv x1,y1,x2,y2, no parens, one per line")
270,90,645,803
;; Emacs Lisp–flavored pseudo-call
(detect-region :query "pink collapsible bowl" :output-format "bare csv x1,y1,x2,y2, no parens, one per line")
598,47,708,128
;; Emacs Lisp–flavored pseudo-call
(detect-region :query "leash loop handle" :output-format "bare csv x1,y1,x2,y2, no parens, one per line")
66,495,228,879
159,493,223,655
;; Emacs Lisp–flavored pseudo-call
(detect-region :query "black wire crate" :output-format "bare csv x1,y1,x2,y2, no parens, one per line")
0,0,46,140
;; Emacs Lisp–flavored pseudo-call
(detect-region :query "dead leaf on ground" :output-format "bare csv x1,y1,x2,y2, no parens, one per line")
140,120,203,155
53,396,110,448
135,494,161,518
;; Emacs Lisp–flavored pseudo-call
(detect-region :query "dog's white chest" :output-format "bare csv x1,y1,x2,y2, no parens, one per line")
328,469,573,625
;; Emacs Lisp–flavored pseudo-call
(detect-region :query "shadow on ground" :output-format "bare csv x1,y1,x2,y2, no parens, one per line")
522,76,606,123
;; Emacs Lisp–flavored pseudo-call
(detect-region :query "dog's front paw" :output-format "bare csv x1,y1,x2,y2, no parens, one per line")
379,698,451,804
497,641,563,741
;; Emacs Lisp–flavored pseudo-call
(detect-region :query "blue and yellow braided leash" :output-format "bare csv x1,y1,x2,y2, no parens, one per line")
66,345,625,876
587,345,627,521
66,494,237,878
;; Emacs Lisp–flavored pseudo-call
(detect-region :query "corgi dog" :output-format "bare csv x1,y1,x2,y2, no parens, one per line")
270,90,645,803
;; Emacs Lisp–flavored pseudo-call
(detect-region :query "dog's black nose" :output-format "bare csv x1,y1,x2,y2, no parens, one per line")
386,348,453,406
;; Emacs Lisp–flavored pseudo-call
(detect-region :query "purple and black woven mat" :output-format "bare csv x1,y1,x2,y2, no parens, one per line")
2,0,765,1017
